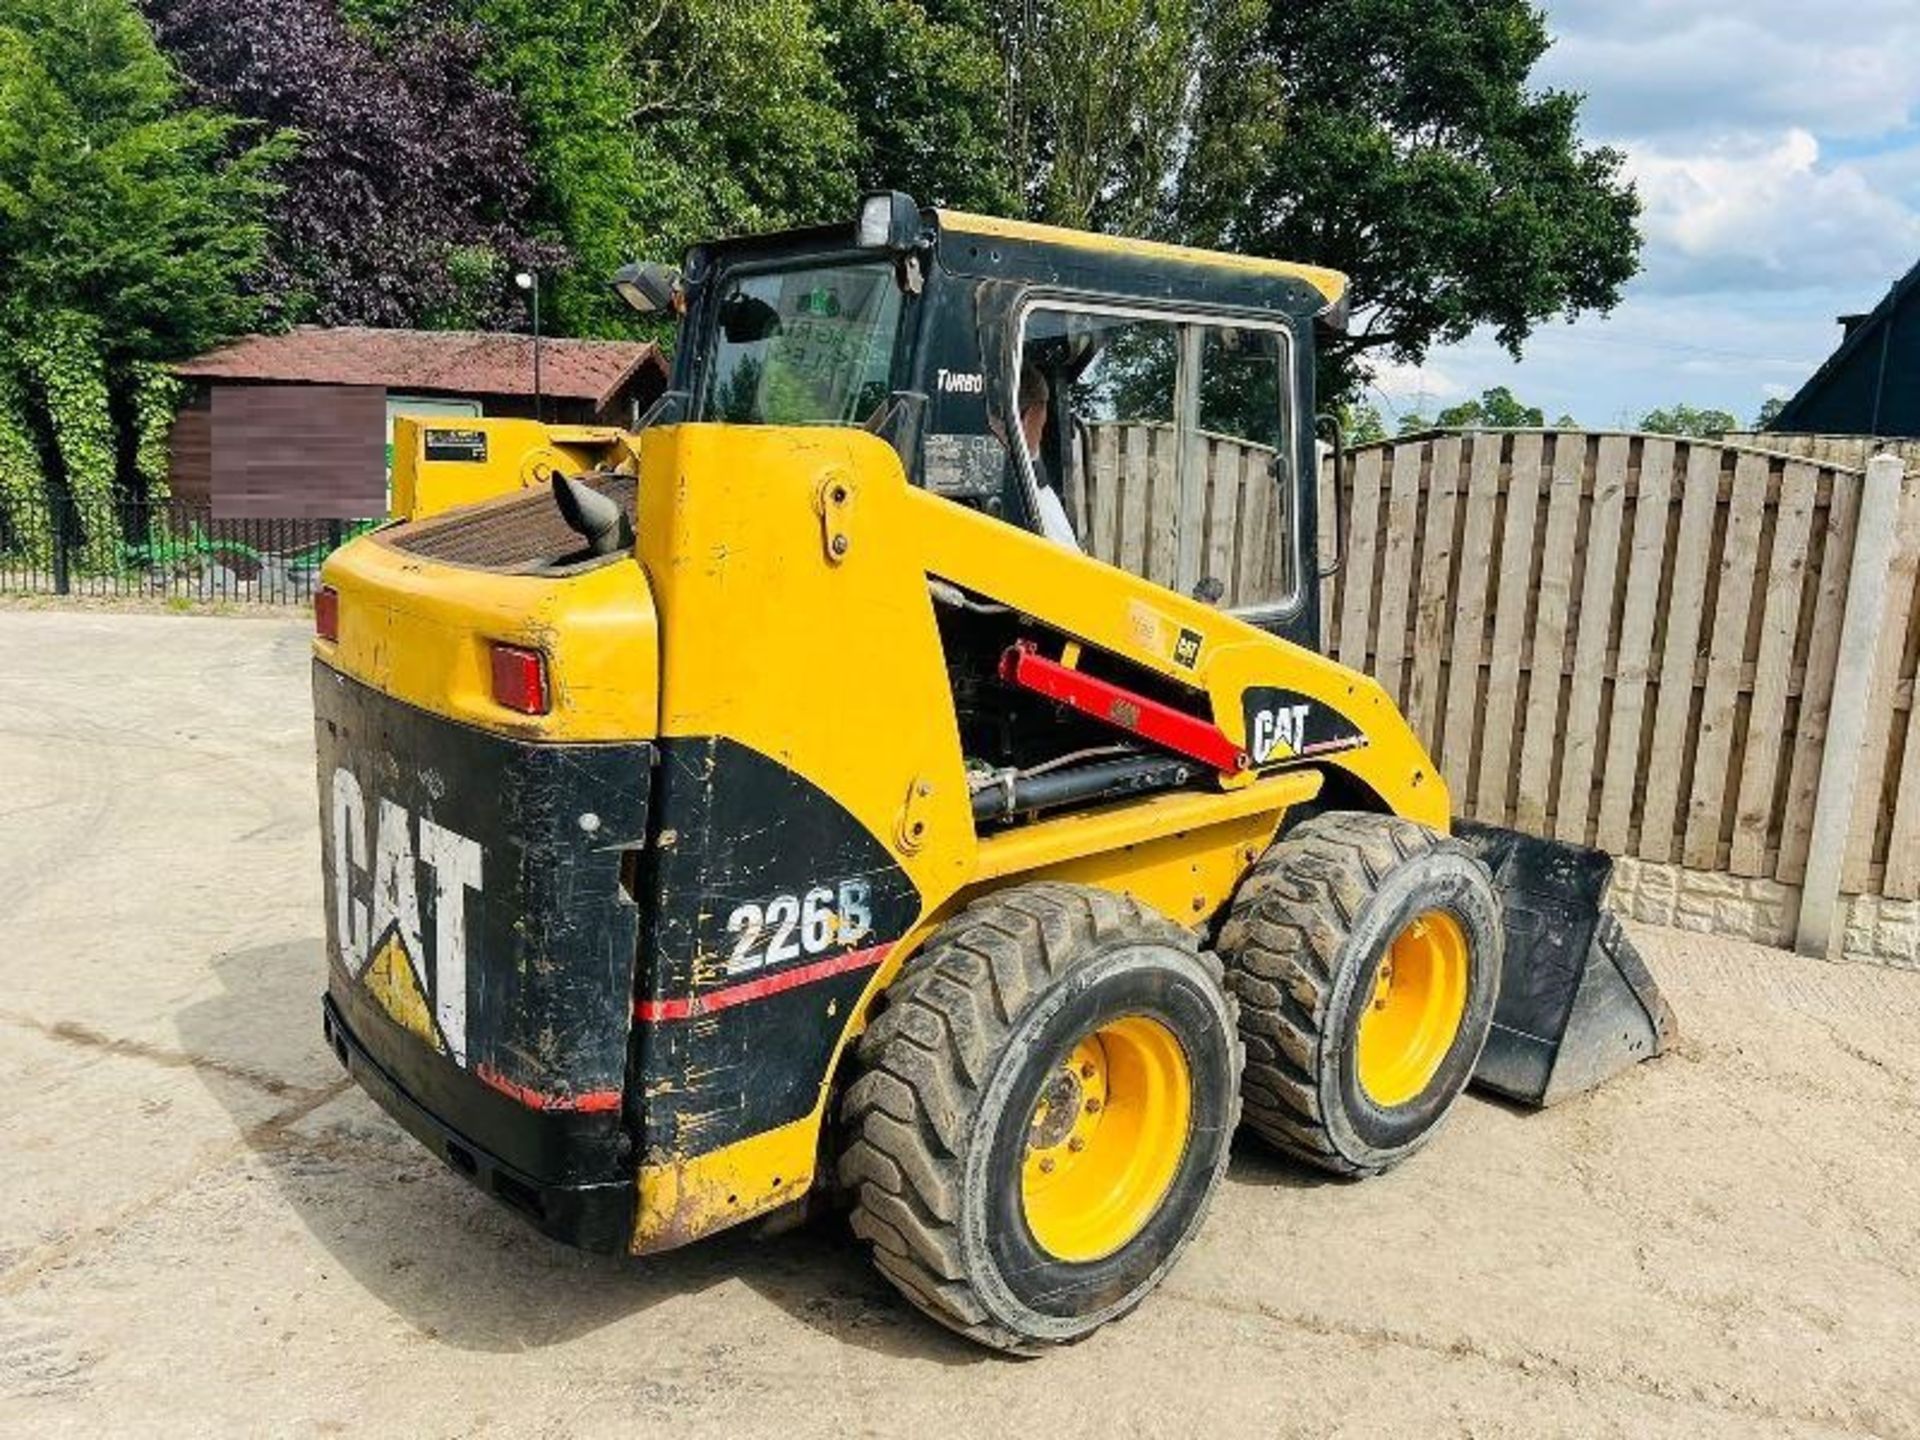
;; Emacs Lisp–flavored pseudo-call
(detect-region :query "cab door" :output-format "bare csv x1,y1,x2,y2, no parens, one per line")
1009,300,1317,649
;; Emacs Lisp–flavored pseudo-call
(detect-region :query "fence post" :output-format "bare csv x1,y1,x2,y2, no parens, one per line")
1794,454,1906,956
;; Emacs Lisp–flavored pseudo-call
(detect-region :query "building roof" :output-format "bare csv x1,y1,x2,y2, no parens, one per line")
1771,258,1920,436
174,327,666,409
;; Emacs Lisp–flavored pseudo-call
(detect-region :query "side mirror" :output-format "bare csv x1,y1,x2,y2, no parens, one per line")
1315,412,1346,580
610,261,682,316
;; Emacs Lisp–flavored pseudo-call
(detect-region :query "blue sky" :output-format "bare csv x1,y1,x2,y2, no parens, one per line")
1367,0,1920,430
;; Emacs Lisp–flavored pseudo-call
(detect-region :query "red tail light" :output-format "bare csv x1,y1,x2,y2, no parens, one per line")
314,586,340,642
490,643,550,715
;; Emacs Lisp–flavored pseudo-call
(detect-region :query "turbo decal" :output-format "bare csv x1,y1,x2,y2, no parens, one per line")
1241,685,1368,766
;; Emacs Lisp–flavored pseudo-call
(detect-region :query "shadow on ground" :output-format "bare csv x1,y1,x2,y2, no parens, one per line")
173,935,1340,1365
171,937,994,1364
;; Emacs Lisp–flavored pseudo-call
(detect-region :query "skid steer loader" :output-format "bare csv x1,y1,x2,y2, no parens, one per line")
312,193,1673,1352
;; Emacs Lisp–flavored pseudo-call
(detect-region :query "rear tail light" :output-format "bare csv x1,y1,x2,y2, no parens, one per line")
314,586,340,642
490,642,550,715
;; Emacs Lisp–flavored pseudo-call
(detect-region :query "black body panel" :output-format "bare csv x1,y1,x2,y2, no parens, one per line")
314,663,652,1228
323,995,634,1252
633,736,922,1160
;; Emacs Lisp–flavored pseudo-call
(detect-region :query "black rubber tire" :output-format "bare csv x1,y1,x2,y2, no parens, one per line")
837,882,1242,1353
1218,810,1502,1177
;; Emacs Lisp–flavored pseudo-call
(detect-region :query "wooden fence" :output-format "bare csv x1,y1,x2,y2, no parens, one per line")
1068,421,1290,610
1724,431,1920,472
1317,430,1920,915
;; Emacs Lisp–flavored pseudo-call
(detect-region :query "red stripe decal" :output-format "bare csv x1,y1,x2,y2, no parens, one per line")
473,1063,622,1112
635,942,891,1023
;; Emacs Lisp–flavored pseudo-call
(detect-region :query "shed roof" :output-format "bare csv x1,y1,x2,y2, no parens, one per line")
174,327,665,410
1771,258,1920,435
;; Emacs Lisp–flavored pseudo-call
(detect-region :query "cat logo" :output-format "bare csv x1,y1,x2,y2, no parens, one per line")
327,767,483,1065
1241,686,1368,767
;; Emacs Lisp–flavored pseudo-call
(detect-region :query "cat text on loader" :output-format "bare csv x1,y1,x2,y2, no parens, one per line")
313,193,1673,1352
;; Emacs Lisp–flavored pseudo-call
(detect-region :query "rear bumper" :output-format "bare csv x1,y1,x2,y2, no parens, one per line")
323,993,636,1253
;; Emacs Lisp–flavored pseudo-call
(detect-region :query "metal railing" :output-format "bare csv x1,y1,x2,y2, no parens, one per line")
0,496,380,604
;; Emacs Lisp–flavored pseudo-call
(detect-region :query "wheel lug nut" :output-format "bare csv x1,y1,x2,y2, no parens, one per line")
1067,1136,1086,1153
1038,1156,1056,1174
1080,1062,1096,1079
1084,1097,1101,1114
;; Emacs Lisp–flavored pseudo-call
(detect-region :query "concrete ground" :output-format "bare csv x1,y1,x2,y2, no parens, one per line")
1,609,1917,1439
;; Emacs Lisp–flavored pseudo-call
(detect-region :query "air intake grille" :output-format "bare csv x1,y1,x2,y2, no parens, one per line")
385,474,638,572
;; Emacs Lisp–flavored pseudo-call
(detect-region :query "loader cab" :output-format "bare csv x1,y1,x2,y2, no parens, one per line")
656,193,1348,652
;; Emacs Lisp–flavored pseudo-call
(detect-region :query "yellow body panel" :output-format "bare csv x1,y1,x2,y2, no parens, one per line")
316,537,658,742
391,415,637,521
935,209,1350,307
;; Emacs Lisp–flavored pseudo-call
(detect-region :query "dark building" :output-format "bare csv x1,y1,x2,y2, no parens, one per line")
1770,260,1920,438
169,327,667,517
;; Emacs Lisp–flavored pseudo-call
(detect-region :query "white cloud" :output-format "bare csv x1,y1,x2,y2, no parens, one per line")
1366,357,1464,413
1625,130,1920,294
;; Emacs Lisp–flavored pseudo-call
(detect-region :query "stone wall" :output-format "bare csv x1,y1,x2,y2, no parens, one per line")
1607,856,1920,969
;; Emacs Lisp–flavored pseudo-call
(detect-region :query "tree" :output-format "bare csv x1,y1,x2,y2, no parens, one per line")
1174,0,1641,399
0,0,286,559
1345,403,1388,445
819,0,1011,213
1754,396,1786,430
148,0,558,332
1640,404,1737,439
1437,385,1545,429
997,0,1269,234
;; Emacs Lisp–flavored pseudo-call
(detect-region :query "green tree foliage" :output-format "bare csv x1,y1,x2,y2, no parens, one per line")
1175,0,1640,399
1345,403,1388,445
1000,0,1267,233
1640,403,1737,438
819,0,1011,212
1438,385,1545,428
0,0,286,559
1754,396,1787,430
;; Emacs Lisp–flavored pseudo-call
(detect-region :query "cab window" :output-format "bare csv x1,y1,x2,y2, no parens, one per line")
700,262,903,425
1012,304,1298,615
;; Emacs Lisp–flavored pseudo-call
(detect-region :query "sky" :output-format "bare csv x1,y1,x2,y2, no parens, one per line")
1368,0,1920,431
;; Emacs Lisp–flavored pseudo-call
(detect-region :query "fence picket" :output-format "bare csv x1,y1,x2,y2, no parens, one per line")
1730,459,1817,875
1638,442,1722,863
1555,433,1628,844
1596,436,1676,853
1514,435,1584,836
1475,432,1545,824
1777,470,1859,884
1337,446,1386,673
1407,435,1462,750
1372,441,1424,707
1684,450,1769,869
1441,433,1502,800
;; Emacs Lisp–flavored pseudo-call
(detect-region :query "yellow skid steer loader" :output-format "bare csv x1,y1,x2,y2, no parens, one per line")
313,194,1672,1352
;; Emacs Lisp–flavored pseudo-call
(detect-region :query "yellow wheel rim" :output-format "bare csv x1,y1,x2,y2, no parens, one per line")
1019,1016,1192,1264
1356,910,1470,1108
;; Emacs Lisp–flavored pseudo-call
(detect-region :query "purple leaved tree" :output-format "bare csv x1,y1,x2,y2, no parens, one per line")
145,0,566,331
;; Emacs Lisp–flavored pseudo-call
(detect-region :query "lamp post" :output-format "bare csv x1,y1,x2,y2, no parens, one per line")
515,270,543,421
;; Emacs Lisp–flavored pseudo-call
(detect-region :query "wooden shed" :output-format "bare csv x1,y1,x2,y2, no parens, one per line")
169,327,667,518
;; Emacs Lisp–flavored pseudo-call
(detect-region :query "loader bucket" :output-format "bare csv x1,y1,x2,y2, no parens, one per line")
1453,820,1677,1107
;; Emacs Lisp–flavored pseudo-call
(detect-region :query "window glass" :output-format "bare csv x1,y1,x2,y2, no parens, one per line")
1196,324,1294,606
701,262,902,425
1014,310,1179,553
1014,305,1296,612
